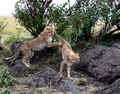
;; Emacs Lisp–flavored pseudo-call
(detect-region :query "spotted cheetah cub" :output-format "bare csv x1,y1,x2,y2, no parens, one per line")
5,26,61,67
55,32,80,80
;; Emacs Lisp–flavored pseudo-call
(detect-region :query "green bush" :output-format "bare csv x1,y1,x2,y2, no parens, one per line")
0,67,14,88
14,0,52,37
47,0,119,49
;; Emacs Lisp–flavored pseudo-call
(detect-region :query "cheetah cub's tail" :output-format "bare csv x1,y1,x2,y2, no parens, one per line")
4,49,20,63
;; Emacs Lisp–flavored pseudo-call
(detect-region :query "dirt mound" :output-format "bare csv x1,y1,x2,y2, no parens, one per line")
74,44,120,84
20,67,79,94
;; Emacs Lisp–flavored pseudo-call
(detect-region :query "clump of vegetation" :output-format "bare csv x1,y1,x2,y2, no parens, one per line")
0,66,15,88
1,88,11,94
1,47,11,58
3,33,22,44
3,32,29,44
78,78,87,85
0,19,7,32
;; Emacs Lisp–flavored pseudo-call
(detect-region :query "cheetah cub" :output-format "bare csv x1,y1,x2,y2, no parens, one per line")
55,32,80,80
5,26,61,67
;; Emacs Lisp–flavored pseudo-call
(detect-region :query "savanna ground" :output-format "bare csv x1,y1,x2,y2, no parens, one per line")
0,16,117,94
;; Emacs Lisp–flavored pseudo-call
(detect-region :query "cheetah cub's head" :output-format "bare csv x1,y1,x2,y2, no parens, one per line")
45,26,55,36
73,53,80,62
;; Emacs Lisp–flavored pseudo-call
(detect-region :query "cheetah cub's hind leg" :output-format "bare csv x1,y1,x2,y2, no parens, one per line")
21,49,33,67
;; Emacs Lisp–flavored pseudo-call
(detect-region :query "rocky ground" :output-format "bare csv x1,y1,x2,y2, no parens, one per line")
0,41,120,94
74,44,120,94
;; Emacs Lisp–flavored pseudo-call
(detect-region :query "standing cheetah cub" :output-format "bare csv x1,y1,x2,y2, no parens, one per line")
55,32,80,80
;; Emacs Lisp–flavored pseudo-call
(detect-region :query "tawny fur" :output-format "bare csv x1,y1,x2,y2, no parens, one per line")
55,32,80,79
5,26,61,67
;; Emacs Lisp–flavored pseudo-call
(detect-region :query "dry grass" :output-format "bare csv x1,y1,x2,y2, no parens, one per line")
0,16,32,36
0,16,32,42
0,16,29,34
